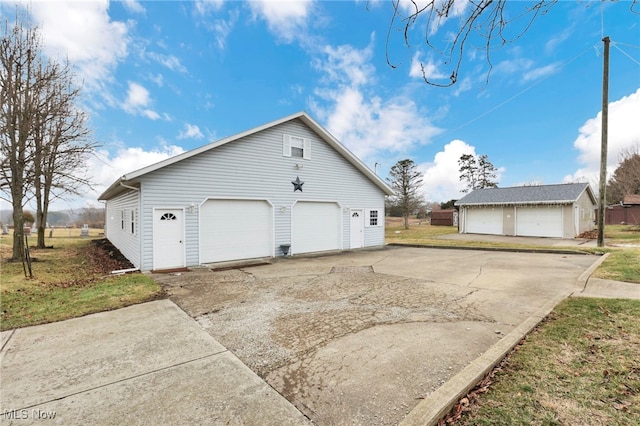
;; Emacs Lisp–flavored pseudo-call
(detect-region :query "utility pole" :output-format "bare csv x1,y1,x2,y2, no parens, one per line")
597,36,610,248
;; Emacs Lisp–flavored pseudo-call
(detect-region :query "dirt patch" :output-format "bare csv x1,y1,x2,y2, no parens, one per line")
89,238,134,272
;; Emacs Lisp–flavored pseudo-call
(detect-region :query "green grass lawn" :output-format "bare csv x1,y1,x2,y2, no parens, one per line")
1,233,163,330
454,298,640,425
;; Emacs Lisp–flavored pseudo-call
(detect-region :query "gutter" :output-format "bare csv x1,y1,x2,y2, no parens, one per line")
119,180,139,192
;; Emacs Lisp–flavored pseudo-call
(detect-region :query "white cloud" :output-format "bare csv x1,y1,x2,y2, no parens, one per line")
178,124,204,140
24,0,129,92
324,90,438,160
418,140,506,202
192,1,237,50
146,52,187,73
564,88,640,184
87,145,185,201
418,140,477,202
249,0,313,43
315,42,376,86
123,82,160,120
311,40,440,163
194,0,225,15
122,0,146,14
522,62,560,82
493,58,534,76
409,52,448,81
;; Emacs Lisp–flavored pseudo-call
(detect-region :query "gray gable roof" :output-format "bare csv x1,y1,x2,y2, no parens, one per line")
455,183,596,206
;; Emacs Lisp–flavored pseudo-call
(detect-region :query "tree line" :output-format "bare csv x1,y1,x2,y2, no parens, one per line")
1,12,97,259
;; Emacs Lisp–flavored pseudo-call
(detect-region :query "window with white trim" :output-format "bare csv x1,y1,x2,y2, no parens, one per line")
129,209,137,235
121,209,137,235
283,134,311,159
366,209,381,227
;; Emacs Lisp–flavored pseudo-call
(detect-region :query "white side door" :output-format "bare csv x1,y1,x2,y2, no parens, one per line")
153,209,185,270
350,209,364,248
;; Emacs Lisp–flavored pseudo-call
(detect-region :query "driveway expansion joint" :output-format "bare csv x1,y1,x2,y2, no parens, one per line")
7,350,230,413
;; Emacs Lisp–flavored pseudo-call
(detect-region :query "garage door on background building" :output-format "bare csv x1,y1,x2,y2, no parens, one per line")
466,207,503,235
200,199,273,263
292,201,341,254
516,206,563,237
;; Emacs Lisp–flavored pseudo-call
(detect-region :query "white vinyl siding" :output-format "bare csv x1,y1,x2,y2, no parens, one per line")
129,118,385,271
105,189,141,269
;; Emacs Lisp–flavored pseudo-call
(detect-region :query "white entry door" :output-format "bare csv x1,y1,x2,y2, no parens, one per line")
153,209,184,270
350,209,364,248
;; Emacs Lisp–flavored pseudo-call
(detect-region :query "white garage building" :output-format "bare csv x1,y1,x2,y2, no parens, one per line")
455,183,596,238
99,112,393,271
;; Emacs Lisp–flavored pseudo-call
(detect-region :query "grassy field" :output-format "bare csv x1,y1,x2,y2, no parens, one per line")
385,218,640,284
454,298,640,425
0,231,163,330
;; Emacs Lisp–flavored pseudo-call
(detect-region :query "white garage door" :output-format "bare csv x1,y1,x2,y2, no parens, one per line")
200,199,273,263
292,202,341,254
466,207,503,235
516,206,563,237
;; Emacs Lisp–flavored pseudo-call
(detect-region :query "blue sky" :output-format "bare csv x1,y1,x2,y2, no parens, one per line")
2,0,640,210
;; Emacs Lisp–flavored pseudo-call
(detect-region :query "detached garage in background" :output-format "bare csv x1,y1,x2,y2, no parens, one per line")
455,183,596,238
99,112,393,271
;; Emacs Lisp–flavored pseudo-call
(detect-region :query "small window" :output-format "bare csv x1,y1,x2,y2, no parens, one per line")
121,210,125,230
160,213,177,221
369,210,379,226
352,211,360,218
283,134,310,159
130,209,137,234
291,146,304,158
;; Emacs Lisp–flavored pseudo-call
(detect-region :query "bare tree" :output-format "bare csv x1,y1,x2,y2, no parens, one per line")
387,159,424,229
383,0,639,87
31,61,95,248
1,11,96,257
459,153,498,193
0,12,42,260
606,144,640,204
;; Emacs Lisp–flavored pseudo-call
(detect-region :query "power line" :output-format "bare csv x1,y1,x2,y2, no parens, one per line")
433,43,594,142
612,43,640,66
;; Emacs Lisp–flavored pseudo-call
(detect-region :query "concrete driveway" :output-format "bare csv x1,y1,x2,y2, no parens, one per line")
153,245,599,425
0,300,308,425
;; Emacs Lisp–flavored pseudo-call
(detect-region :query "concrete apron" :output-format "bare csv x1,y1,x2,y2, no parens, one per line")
158,246,604,425
0,300,309,425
